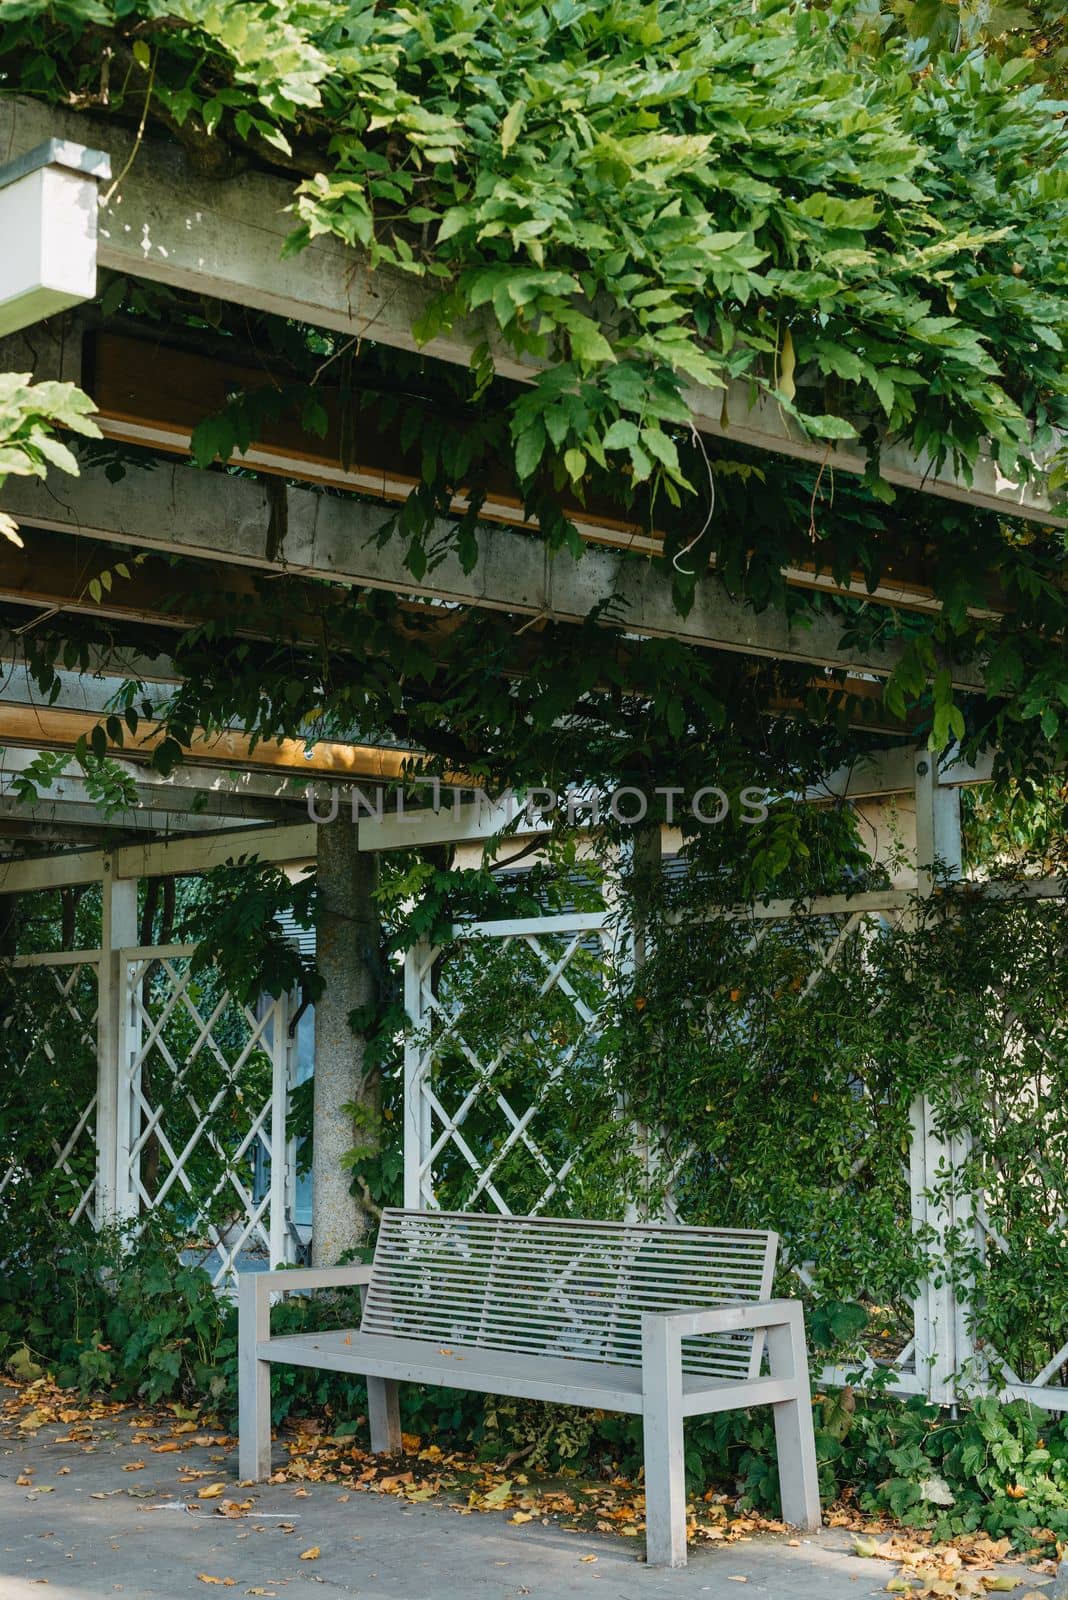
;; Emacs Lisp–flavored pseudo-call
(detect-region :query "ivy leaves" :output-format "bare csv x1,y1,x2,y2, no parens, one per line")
2,0,1068,767
7,1,1067,503
0,374,101,547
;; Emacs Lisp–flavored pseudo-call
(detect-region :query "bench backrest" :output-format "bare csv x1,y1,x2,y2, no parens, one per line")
361,1209,778,1382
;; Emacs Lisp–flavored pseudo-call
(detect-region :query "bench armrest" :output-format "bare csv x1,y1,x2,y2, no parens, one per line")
239,1264,373,1344
241,1265,373,1295
642,1298,802,1341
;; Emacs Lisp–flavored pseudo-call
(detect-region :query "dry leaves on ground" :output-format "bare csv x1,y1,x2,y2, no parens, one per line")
0,1373,1061,1584
851,1531,1057,1597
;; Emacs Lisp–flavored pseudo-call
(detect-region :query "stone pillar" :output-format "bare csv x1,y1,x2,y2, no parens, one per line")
312,818,380,1266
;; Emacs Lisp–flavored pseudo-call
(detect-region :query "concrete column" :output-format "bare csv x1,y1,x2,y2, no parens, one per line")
313,818,380,1266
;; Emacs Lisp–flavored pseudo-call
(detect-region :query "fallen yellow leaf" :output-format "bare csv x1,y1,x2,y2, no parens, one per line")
580,1554,598,1563
216,1499,253,1519
300,1547,321,1561
197,1483,227,1500
509,1511,534,1525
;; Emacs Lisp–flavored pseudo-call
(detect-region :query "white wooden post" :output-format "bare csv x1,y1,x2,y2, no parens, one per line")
641,1312,687,1567
612,831,659,1224
238,1274,272,1481
909,1095,958,1405
95,855,137,1224
114,945,143,1223
403,939,434,1209
910,752,968,1404
268,995,294,1266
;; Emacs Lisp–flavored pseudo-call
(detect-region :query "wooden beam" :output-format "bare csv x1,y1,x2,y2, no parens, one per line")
0,746,303,823
0,848,107,891
0,821,318,892
0,464,987,688
0,741,316,807
360,798,548,853
1,96,1058,526
809,746,996,801
0,699,430,781
0,794,265,833
115,822,315,880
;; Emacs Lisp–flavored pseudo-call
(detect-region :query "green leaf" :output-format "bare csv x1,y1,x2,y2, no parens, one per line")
602,420,640,451
500,99,526,156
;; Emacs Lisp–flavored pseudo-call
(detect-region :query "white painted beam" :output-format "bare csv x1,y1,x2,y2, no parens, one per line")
0,848,106,891
0,97,1057,524
0,663,166,719
0,752,303,825
0,819,317,892
0,138,110,336
359,797,549,853
809,745,996,801
0,794,263,833
0,464,987,688
115,821,315,879
0,742,311,809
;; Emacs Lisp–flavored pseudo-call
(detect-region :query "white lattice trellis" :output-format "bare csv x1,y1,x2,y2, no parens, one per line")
403,877,1068,1413
403,912,614,1216
116,944,297,1285
0,950,101,1225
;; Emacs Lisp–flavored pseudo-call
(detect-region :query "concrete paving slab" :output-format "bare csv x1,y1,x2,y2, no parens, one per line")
0,1418,982,1600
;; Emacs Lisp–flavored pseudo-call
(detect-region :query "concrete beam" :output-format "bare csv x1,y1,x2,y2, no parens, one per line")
1,96,1058,526
0,465,987,688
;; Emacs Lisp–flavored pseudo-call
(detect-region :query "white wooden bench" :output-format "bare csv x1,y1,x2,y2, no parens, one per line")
238,1208,821,1567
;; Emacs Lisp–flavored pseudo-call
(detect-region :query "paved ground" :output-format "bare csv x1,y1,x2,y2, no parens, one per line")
0,1418,1025,1600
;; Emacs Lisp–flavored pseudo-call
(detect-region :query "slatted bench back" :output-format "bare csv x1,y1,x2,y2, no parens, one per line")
360,1209,777,1382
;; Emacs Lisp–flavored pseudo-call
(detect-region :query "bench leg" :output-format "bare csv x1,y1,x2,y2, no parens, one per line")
642,1318,687,1568
238,1275,272,1481
768,1315,822,1531
367,1377,401,1454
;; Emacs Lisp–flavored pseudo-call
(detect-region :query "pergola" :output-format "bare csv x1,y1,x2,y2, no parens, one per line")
1,100,1066,1419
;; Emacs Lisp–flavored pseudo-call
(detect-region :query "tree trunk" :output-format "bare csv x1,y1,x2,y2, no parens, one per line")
312,819,381,1266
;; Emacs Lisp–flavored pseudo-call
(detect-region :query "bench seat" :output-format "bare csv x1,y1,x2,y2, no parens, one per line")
257,1328,799,1418
239,1209,822,1568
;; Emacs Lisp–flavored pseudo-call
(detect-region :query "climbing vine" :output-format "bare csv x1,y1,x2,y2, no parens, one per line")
0,1,1066,774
